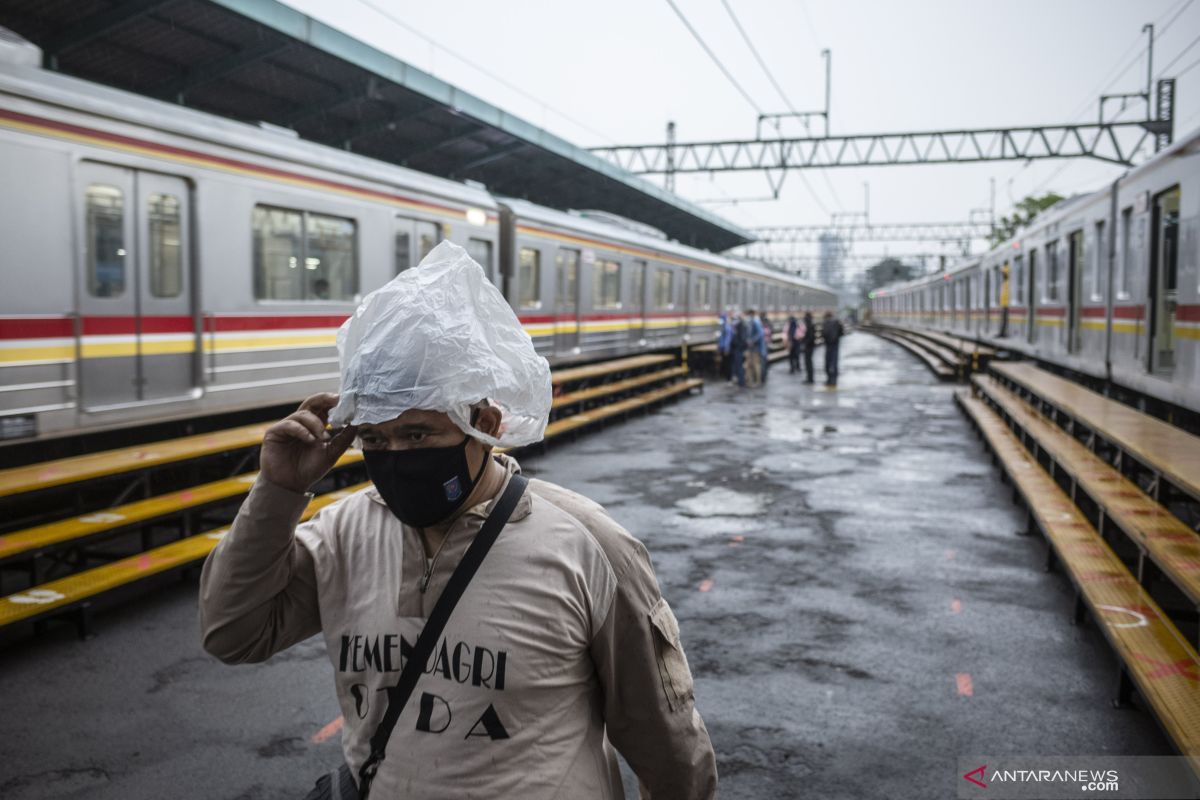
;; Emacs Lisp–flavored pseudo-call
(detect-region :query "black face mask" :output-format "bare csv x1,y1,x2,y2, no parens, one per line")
363,436,488,528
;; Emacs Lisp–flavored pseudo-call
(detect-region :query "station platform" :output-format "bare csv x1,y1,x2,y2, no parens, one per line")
0,334,1175,799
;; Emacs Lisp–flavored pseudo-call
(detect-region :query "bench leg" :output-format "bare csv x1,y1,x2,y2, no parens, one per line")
1044,544,1057,573
75,602,95,640
1113,666,1133,709
1071,592,1087,626
1018,510,1035,537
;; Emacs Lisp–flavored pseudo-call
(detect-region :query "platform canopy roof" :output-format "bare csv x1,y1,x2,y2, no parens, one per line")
0,0,754,251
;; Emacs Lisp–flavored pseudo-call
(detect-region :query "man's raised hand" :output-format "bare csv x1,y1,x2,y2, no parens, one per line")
259,393,357,494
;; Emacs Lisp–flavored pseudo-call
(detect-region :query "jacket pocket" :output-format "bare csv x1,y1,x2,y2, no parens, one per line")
649,597,694,712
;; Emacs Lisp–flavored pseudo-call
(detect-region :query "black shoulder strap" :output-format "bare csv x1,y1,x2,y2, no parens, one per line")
357,473,529,796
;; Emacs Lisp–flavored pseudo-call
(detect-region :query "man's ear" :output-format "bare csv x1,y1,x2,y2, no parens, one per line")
474,405,502,439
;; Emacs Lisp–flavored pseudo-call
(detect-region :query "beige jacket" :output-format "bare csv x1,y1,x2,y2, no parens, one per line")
199,455,717,799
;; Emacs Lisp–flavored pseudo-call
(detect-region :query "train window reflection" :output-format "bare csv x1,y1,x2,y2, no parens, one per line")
148,193,182,298
1046,241,1060,302
416,221,442,261
555,249,578,311
594,258,621,309
253,205,357,301
467,238,493,281
630,260,646,310
696,275,710,309
86,184,125,298
519,247,541,309
654,268,674,309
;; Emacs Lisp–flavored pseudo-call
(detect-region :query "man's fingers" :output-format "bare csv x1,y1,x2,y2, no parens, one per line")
326,425,358,461
289,410,329,440
267,419,319,444
298,392,339,421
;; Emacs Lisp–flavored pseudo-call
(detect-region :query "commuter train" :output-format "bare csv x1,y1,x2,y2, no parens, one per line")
0,50,835,443
869,125,1200,415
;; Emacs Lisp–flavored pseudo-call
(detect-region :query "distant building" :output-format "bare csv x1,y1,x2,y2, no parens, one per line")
818,232,841,288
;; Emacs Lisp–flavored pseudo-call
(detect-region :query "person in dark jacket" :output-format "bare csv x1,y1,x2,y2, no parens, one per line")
731,311,748,387
801,311,816,384
822,311,845,386
786,315,801,374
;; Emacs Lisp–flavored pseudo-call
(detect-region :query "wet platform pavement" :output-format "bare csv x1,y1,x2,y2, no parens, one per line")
0,333,1173,799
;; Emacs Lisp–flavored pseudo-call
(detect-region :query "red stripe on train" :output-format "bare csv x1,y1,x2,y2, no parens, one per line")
0,317,73,339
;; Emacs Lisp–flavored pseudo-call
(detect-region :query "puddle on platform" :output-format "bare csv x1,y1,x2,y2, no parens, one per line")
677,486,768,517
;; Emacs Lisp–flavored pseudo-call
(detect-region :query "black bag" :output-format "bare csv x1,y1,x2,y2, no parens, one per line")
303,474,529,800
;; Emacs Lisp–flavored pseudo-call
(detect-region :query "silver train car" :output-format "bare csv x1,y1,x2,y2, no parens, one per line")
870,126,1200,415
0,55,835,443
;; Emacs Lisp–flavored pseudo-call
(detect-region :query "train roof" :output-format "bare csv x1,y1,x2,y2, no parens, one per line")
0,59,501,214
0,0,756,253
503,197,836,296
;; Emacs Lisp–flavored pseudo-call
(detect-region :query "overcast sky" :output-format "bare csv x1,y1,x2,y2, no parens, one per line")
283,0,1200,274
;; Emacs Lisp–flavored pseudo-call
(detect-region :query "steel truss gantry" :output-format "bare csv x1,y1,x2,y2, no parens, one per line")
589,119,1170,175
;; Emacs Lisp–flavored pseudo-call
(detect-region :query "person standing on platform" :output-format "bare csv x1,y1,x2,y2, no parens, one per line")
199,242,717,800
716,311,733,381
786,314,802,375
758,312,772,385
802,310,816,384
998,262,1011,338
731,310,748,387
744,308,763,388
822,311,845,386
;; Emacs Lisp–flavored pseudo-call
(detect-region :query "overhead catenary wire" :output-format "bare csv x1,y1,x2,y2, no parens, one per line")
1156,31,1200,77
351,0,617,145
1013,0,1195,202
715,0,841,213
661,0,763,115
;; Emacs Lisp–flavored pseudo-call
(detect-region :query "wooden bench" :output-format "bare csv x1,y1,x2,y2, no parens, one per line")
0,482,372,638
0,422,272,501
889,329,962,373
544,378,703,439
873,331,955,380
973,374,1200,619
552,354,675,386
992,361,1200,506
914,328,997,360
552,367,688,410
956,389,1200,773
0,451,364,583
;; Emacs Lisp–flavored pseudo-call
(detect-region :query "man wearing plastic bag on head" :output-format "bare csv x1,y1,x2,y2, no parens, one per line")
199,241,717,800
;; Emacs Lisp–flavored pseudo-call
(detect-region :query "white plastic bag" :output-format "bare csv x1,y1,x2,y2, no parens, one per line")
329,240,551,448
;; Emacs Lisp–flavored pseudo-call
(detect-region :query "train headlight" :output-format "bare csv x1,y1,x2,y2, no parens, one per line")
465,207,488,227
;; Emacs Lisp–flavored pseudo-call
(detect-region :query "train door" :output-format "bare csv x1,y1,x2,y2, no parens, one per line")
555,247,581,351
983,269,991,334
1027,249,1038,343
1067,230,1084,353
628,259,647,344
77,163,195,409
1148,186,1180,373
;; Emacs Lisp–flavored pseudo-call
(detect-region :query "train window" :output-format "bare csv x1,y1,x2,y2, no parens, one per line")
1013,256,1024,305
416,221,442,261
467,238,493,281
148,193,183,298
1118,207,1133,297
630,259,646,310
519,247,542,309
594,258,621,309
1046,241,1059,302
305,213,357,301
555,248,579,310
86,184,126,298
395,230,412,273
1091,222,1105,300
253,205,357,301
696,275,711,308
654,268,674,309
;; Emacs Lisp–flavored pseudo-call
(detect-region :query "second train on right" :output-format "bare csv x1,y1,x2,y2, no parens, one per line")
868,125,1199,415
